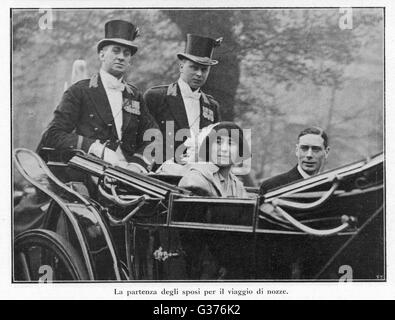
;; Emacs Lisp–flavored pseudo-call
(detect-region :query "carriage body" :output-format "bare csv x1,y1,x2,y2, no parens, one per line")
13,148,384,281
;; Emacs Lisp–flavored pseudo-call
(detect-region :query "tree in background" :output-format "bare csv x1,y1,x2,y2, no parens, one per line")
164,10,240,121
232,9,383,180
12,9,180,150
12,8,383,185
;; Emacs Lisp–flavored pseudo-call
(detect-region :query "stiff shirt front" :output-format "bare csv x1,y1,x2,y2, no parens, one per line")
178,78,201,139
99,69,126,161
100,69,124,139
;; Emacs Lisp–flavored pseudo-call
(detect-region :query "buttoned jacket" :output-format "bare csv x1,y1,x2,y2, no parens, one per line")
38,73,159,169
143,82,220,163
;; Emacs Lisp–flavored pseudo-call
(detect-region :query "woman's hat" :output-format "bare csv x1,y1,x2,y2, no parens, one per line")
197,122,251,163
177,34,223,66
97,20,139,55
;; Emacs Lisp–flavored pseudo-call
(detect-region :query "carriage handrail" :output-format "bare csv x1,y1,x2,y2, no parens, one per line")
98,179,152,207
112,183,147,207
263,152,383,200
272,206,354,236
270,178,340,211
104,198,147,226
102,197,148,280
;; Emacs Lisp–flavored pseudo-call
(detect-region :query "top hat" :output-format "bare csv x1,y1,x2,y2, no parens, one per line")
177,34,223,66
97,20,139,55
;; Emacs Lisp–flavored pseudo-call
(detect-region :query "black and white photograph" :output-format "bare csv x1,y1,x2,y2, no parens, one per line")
4,1,392,299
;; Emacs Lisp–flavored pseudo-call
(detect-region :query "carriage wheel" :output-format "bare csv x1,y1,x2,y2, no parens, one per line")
14,229,89,282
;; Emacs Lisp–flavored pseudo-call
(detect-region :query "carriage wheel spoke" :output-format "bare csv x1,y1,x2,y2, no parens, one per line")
18,252,31,281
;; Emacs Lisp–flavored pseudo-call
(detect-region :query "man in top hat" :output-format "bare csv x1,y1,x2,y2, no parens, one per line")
143,34,222,167
38,20,158,172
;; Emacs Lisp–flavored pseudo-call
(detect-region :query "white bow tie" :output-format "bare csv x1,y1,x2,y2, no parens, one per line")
107,81,125,92
184,91,201,100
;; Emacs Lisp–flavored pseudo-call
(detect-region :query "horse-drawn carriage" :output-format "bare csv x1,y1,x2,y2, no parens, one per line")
13,148,384,281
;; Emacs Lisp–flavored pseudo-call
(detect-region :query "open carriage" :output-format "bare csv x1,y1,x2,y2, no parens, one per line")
13,148,384,281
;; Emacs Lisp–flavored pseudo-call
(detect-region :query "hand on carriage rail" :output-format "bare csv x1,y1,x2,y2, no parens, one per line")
269,177,340,211
260,203,356,236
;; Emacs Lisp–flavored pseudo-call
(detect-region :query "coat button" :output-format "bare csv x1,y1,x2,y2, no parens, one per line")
94,127,98,131
89,114,94,118
161,120,164,124
108,123,113,127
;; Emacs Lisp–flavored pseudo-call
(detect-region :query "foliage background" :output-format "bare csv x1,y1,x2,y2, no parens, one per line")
12,8,384,186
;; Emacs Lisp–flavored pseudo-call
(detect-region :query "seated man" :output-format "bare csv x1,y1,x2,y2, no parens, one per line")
258,126,330,279
260,126,330,194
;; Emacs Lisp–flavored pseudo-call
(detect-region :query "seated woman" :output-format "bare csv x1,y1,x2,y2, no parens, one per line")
176,122,253,279
178,122,250,198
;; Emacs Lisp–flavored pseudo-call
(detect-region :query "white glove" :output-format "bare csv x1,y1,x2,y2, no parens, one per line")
88,141,120,166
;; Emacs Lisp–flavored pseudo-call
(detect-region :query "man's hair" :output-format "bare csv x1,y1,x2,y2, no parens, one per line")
298,126,329,148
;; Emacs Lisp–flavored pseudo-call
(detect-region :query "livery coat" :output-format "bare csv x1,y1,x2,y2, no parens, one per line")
143,82,220,164
38,73,159,169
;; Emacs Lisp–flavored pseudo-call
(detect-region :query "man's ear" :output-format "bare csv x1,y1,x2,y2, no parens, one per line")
295,144,299,157
179,60,184,72
324,146,330,158
99,50,105,61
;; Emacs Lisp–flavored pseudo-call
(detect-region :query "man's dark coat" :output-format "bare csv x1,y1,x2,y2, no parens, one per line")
143,82,220,163
259,165,304,195
38,73,159,169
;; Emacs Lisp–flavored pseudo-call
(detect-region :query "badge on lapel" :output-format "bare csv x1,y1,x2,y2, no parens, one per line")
123,98,141,115
202,106,214,122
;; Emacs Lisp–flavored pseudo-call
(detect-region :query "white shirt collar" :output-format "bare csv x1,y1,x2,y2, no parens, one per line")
100,69,123,88
297,164,313,179
178,78,200,95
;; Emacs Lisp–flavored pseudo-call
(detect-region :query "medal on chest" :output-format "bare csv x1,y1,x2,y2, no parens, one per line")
123,98,141,115
202,106,214,122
